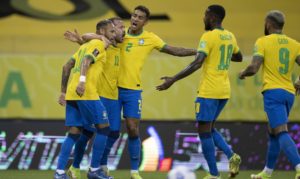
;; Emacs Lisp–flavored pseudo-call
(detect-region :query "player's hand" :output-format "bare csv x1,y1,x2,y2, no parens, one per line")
156,76,175,91
294,79,300,95
58,93,66,106
64,29,81,43
238,71,245,80
76,82,85,97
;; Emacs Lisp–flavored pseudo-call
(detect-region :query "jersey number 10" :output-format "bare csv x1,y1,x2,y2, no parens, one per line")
218,44,233,70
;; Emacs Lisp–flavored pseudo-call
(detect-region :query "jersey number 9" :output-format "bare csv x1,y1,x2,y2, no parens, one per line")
279,48,290,75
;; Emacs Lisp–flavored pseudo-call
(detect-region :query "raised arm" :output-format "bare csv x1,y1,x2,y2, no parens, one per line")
76,56,94,97
156,52,206,91
231,51,243,62
82,33,102,42
239,56,263,79
160,45,197,57
64,29,84,45
64,30,111,48
82,33,111,48
58,58,75,106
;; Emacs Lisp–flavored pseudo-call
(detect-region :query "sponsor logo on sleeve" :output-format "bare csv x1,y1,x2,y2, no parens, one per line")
93,49,100,57
199,41,206,48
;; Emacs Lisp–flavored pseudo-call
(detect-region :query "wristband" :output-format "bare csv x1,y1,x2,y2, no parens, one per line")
79,75,86,82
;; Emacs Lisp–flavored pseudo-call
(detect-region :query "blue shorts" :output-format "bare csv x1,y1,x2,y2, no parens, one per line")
101,96,121,131
263,89,294,129
118,87,142,119
65,100,109,127
195,98,228,122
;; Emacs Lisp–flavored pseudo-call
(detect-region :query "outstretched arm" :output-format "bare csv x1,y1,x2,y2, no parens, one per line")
239,56,263,79
160,45,197,57
231,51,243,62
156,52,206,91
58,58,75,106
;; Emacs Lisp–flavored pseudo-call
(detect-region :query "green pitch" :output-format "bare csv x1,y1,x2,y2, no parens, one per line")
0,170,295,179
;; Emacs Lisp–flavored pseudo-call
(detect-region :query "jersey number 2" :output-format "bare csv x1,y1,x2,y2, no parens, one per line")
126,43,133,52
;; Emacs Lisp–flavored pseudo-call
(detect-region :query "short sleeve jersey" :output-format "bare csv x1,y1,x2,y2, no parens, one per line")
197,28,240,99
253,34,300,94
66,39,106,100
97,45,121,100
118,29,166,90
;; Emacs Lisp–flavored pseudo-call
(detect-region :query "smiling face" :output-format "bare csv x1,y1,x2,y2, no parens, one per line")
130,9,148,31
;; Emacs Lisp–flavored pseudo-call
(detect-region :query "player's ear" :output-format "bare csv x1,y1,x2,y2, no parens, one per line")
144,21,148,26
96,29,100,35
99,28,105,35
144,19,149,26
265,19,272,28
265,22,271,32
211,14,218,23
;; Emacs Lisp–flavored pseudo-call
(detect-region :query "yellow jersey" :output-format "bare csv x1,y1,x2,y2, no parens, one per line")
118,29,166,90
197,28,240,99
66,39,106,100
253,34,300,94
97,45,121,100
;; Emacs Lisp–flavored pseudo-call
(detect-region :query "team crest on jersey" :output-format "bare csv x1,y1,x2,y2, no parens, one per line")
138,39,144,45
93,48,100,57
199,41,206,48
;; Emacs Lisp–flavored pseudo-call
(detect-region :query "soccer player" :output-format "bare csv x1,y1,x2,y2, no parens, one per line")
157,5,243,179
117,5,197,179
238,10,300,179
64,17,125,179
55,19,116,179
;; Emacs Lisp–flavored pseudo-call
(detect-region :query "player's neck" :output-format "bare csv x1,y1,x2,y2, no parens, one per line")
269,29,282,34
213,26,223,30
212,23,223,30
128,27,143,36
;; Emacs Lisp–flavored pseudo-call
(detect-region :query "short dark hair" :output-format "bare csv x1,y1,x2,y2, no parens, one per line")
134,5,150,19
207,4,226,22
266,10,285,29
108,17,122,25
96,19,113,31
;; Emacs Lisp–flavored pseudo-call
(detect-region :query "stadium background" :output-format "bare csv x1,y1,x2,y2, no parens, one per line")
0,0,300,177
